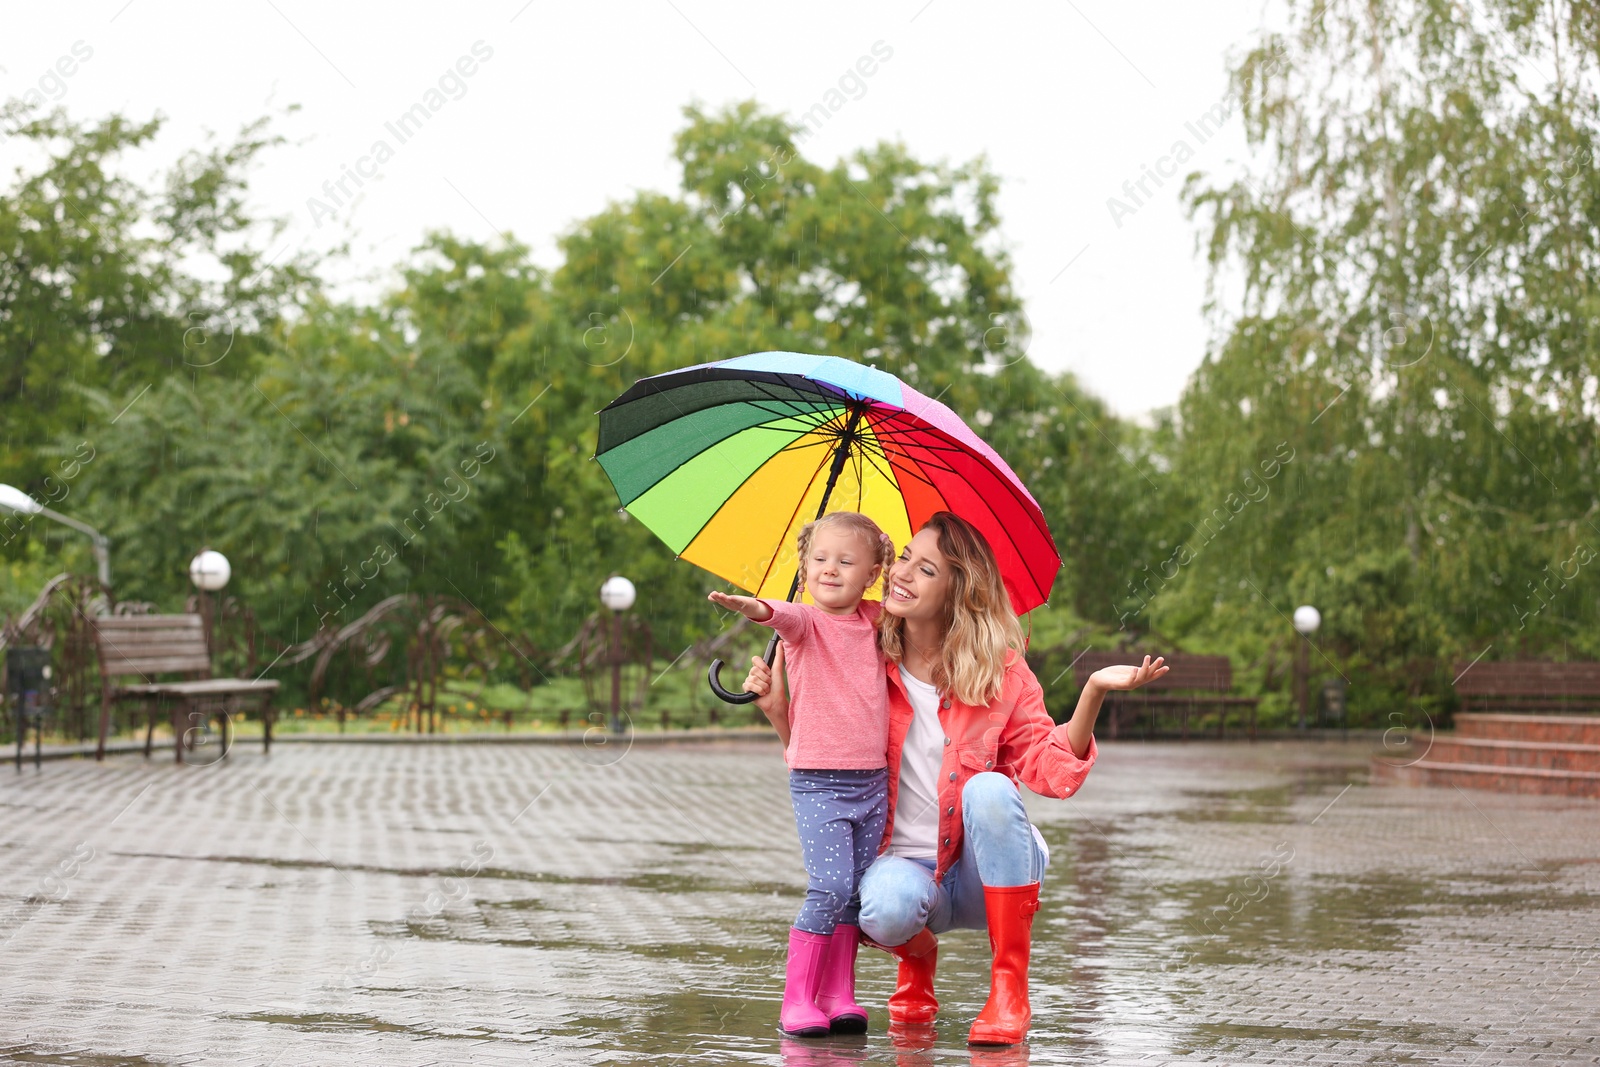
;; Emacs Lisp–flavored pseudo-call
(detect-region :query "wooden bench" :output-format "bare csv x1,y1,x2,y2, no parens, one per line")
93,614,279,764
1071,650,1259,741
1452,660,1600,714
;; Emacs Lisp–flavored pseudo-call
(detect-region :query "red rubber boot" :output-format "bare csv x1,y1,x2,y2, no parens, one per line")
780,927,833,1038
814,923,869,1032
886,927,939,1024
968,883,1039,1046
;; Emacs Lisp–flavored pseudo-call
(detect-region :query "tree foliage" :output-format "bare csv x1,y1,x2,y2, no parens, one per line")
1171,0,1600,720
15,21,1597,727
0,104,317,489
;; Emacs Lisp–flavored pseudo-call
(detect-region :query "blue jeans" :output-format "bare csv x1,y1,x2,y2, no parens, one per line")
857,772,1048,946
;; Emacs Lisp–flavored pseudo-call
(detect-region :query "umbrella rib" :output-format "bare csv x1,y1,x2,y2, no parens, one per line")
603,393,844,511
867,443,943,540
865,429,993,463
734,375,855,427
871,408,1057,558
767,408,858,459
606,366,844,414
855,431,907,491
952,463,1050,608
750,437,842,598
742,397,845,429
666,428,831,593
617,378,772,490
865,412,993,455
877,442,962,483
870,426,1051,607
857,427,918,540
851,439,866,510
605,375,843,456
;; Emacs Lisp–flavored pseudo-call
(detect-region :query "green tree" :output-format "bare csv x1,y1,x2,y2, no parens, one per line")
0,105,317,492
1173,0,1600,722
69,299,495,639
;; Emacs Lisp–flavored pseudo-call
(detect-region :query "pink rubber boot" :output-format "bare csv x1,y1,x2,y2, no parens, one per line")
780,927,833,1038
814,923,868,1033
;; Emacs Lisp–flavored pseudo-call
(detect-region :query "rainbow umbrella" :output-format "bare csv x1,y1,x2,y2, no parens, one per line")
595,351,1061,700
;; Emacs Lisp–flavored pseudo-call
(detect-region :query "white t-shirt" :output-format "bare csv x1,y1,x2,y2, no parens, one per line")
888,664,1053,871
888,665,944,860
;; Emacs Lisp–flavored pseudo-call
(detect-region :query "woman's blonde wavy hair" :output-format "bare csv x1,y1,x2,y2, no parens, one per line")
878,511,1025,706
795,510,896,601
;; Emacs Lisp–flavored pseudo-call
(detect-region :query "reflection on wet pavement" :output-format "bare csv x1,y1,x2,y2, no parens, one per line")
0,739,1596,1064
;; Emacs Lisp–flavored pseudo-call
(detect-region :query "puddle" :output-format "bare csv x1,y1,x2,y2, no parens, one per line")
230,1011,506,1042
110,851,795,896
1157,868,1596,967
0,1048,172,1066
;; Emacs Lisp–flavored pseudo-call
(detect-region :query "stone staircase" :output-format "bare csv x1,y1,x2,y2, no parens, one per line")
1373,713,1600,798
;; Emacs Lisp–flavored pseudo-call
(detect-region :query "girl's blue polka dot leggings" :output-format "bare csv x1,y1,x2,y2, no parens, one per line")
788,767,890,935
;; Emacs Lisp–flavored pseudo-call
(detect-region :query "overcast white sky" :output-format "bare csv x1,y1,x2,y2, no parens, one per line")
2,1,1280,423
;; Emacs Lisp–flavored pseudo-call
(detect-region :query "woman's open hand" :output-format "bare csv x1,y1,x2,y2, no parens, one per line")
1090,655,1168,693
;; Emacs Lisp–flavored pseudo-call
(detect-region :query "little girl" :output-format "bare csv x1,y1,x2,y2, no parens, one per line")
708,510,895,1038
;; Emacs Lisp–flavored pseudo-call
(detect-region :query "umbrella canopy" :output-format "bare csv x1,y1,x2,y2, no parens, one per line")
595,351,1061,615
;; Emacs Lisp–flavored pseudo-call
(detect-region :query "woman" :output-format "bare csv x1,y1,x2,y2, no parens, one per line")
746,511,1166,1046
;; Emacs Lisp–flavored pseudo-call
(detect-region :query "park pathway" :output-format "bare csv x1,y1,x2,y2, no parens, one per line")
1,737,1597,1065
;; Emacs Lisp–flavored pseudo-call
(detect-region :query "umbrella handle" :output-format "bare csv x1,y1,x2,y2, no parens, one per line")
707,633,779,705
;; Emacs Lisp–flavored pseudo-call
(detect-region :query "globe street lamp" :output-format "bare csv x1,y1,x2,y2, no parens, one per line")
189,549,231,656
0,484,111,589
600,576,636,736
1293,604,1321,732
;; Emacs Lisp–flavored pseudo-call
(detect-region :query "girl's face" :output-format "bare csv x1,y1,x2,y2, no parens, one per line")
884,527,952,624
805,526,883,615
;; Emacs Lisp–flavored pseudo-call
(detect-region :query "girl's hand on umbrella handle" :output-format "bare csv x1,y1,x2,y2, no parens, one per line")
748,644,788,717
1090,655,1169,693
707,590,774,621
744,656,772,696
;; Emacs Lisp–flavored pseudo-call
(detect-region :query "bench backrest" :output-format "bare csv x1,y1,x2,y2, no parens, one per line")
1453,661,1600,698
1070,650,1232,692
94,614,212,683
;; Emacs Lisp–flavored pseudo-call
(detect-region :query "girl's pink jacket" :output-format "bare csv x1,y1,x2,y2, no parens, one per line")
877,648,1098,881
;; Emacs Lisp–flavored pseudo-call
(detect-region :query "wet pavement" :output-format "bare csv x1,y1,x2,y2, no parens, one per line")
1,737,1597,1066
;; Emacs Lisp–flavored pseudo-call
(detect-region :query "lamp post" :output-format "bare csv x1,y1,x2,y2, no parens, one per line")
599,576,636,736
0,484,111,589
1293,604,1321,732
189,549,231,657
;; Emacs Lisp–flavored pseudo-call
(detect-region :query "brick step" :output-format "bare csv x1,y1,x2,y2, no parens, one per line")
1419,735,1600,772
1373,757,1600,798
1453,713,1600,745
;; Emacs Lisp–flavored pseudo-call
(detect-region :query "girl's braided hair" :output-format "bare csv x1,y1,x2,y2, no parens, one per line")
794,511,896,599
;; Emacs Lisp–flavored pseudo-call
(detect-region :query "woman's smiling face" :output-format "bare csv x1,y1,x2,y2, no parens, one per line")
884,526,951,622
